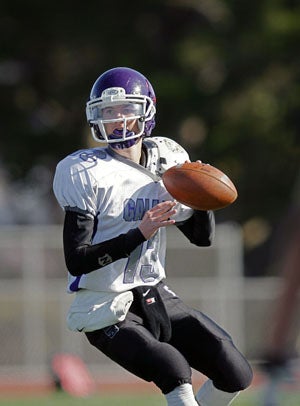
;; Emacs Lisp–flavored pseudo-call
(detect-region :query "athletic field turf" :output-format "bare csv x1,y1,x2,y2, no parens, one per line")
1,390,300,405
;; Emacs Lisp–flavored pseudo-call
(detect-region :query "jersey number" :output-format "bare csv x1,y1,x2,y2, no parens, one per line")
123,233,160,284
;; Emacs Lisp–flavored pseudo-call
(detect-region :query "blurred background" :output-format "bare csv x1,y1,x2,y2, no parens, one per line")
0,0,299,404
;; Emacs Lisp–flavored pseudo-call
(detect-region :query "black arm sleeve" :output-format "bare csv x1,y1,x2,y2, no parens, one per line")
176,210,215,246
63,210,146,276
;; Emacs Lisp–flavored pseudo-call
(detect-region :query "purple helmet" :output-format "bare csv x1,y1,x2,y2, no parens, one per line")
86,67,156,147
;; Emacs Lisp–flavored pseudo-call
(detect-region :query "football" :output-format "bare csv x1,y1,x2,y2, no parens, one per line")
162,162,238,210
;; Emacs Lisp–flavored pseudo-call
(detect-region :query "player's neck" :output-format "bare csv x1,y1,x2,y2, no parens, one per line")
114,138,142,164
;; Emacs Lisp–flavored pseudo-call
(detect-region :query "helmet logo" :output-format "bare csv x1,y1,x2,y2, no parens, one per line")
101,87,125,99
106,89,118,94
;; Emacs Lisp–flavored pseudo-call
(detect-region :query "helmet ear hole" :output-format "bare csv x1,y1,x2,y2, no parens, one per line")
144,117,156,137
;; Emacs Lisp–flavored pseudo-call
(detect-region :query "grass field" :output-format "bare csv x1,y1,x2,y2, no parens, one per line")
1,389,300,406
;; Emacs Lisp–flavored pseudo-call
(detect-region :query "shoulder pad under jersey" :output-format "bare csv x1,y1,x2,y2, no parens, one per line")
143,136,190,175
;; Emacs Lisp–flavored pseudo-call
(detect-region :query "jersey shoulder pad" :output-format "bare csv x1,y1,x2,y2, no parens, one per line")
53,148,108,216
144,136,190,175
60,147,108,168
55,147,109,180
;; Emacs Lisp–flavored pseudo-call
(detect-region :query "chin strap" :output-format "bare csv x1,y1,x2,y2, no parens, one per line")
109,129,139,149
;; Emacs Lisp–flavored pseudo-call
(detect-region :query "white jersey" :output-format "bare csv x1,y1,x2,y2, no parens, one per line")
53,136,193,295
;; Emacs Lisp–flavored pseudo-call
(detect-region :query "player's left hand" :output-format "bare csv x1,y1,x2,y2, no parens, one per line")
138,201,177,240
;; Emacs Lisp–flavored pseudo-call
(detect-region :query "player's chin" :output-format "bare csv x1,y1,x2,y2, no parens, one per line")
109,131,142,150
109,137,138,150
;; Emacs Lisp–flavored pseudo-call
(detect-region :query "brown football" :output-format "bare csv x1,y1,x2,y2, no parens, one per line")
162,162,238,210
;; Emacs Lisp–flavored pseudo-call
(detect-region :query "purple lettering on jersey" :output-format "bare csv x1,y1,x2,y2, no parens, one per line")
78,150,107,162
123,198,135,221
123,198,162,222
151,199,159,207
135,198,146,220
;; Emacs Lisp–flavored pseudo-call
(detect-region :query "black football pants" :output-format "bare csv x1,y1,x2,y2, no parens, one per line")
85,282,253,394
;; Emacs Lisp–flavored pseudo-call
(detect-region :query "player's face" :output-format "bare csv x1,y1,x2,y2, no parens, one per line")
101,103,141,135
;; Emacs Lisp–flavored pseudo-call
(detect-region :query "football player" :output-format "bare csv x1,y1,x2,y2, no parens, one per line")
53,67,253,405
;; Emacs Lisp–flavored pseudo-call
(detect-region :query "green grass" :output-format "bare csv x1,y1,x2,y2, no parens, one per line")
0,393,162,406
1,389,300,405
1,393,161,406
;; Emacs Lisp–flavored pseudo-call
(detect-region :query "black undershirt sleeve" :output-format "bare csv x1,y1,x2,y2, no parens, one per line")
63,210,146,276
176,210,215,246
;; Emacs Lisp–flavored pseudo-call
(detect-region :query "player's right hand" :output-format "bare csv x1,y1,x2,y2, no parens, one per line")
138,201,177,240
